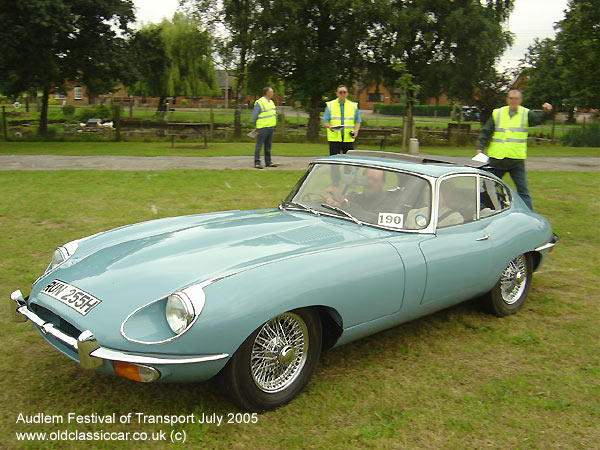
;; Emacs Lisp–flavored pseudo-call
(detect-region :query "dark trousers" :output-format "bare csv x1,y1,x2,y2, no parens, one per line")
254,127,274,165
329,141,354,155
489,157,533,211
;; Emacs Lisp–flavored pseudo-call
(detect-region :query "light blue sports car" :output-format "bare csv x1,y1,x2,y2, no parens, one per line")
9,151,558,411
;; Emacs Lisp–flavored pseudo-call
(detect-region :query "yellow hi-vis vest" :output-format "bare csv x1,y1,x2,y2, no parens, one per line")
326,99,357,142
487,105,530,159
255,97,277,128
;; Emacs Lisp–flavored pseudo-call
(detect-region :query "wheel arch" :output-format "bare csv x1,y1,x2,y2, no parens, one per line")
528,250,543,272
315,305,343,351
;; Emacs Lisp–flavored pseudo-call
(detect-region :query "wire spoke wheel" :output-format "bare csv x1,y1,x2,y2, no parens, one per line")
250,312,309,393
499,255,528,304
484,253,533,317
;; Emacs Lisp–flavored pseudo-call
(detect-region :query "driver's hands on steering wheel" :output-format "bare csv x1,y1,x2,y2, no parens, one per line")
325,197,342,207
325,186,344,204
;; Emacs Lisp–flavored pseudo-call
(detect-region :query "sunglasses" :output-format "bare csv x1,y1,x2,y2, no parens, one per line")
338,91,348,94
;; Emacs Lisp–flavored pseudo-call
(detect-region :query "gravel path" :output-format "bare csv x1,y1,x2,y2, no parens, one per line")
1,154,599,171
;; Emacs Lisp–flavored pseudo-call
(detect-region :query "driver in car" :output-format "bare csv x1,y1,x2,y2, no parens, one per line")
325,168,394,222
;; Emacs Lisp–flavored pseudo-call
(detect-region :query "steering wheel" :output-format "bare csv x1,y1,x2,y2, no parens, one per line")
300,192,327,202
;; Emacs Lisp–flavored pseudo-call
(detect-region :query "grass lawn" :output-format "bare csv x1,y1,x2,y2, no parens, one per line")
1,169,598,449
1,141,599,158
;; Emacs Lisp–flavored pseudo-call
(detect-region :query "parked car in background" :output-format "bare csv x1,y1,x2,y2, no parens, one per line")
9,151,558,411
461,106,480,122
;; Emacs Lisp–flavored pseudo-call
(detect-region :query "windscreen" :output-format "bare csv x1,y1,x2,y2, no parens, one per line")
286,163,432,230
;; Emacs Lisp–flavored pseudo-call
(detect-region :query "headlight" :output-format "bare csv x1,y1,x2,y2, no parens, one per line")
50,247,68,270
47,241,79,272
165,293,195,334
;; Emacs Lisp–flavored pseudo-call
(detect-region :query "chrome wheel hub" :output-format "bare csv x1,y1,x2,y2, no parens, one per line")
250,312,308,393
500,255,528,305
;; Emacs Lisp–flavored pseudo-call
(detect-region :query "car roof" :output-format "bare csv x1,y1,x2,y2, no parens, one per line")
314,151,487,179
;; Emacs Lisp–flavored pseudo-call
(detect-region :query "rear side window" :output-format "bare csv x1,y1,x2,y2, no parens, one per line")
479,177,511,218
437,176,478,228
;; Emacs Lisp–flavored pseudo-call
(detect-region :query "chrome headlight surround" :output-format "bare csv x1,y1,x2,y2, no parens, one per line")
164,284,207,337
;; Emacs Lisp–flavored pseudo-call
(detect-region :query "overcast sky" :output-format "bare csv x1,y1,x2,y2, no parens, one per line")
132,0,569,72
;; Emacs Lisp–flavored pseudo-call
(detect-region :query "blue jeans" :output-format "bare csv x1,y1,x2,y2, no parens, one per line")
254,127,274,165
489,157,533,211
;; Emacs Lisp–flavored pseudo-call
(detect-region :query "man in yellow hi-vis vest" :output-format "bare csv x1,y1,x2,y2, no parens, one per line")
476,90,552,210
252,86,277,169
323,85,362,155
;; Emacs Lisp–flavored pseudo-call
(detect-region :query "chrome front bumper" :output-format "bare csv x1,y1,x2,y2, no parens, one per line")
535,233,560,253
8,290,228,369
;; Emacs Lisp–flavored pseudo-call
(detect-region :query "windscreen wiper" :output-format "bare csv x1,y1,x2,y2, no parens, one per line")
320,203,363,226
280,200,320,216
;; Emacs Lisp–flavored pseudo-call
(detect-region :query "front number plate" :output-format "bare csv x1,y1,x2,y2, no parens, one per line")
41,280,102,316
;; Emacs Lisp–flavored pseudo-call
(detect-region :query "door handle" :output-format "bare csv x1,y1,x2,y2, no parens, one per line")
476,234,490,241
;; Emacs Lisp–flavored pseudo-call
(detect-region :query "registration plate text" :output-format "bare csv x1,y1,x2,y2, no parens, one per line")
41,280,102,316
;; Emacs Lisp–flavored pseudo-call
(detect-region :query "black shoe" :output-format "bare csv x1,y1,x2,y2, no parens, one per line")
266,163,278,167
255,164,263,169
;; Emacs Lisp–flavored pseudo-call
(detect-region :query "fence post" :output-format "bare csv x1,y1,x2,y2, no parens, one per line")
582,116,586,144
112,105,121,142
209,106,214,139
2,106,7,140
401,109,408,152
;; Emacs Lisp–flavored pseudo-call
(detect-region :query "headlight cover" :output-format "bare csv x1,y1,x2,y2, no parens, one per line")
165,294,195,334
165,284,207,336
47,240,80,272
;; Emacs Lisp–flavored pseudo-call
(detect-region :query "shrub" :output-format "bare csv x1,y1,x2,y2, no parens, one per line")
373,103,452,117
62,104,76,116
78,104,112,122
560,123,600,147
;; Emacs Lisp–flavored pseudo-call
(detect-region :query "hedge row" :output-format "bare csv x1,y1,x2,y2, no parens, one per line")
561,123,600,147
373,103,452,116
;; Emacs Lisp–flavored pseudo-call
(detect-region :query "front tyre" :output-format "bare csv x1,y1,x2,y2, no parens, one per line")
484,253,533,317
220,308,322,412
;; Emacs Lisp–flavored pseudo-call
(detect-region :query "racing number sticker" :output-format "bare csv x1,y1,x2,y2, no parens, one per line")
378,212,404,229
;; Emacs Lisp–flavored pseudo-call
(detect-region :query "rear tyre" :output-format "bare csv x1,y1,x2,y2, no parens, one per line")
484,253,533,317
220,308,322,412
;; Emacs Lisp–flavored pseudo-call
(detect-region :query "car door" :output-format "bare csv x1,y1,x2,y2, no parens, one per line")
418,174,493,308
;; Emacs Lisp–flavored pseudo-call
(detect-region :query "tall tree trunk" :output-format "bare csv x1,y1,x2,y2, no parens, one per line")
307,95,321,141
38,84,50,137
234,50,247,138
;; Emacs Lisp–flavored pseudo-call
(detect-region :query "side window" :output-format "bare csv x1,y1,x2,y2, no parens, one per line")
480,177,511,218
437,176,477,228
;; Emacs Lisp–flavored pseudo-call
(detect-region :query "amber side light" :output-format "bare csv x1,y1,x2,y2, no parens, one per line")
113,361,142,382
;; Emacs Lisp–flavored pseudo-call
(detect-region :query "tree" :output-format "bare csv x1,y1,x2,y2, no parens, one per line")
184,0,264,137
127,25,171,111
384,0,514,137
518,0,599,126
251,0,386,140
471,68,511,124
0,0,134,135
520,38,565,111
127,13,219,113
556,0,600,108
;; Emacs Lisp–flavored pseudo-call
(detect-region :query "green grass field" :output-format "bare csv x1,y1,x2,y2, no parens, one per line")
1,169,598,449
1,141,599,158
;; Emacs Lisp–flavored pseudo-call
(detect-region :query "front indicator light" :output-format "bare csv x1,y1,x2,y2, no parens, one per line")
113,361,160,382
